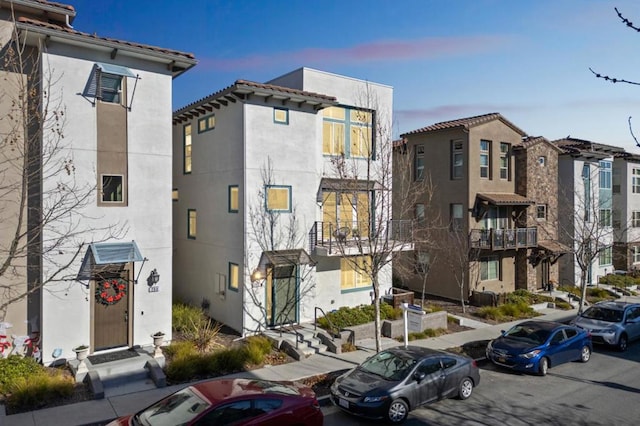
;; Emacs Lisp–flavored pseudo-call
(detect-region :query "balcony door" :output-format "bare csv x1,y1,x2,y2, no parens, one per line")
322,191,370,239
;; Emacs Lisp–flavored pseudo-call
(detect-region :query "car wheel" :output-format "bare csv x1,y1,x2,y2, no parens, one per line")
618,334,628,352
458,377,474,400
580,345,591,363
538,357,549,376
387,399,409,424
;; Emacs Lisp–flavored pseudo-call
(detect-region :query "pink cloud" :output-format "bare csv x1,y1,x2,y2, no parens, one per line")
197,35,512,72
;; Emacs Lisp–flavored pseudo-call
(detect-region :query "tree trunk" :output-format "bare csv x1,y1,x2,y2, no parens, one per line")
373,279,381,353
579,270,588,314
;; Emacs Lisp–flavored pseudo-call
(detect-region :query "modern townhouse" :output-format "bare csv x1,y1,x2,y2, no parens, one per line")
553,138,619,286
172,67,411,335
612,150,640,271
395,113,566,302
0,0,196,364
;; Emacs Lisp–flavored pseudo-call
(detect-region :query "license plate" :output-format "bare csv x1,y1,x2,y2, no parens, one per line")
339,398,349,408
498,357,506,363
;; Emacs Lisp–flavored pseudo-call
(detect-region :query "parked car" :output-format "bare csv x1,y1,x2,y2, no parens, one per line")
330,346,480,424
571,301,640,351
486,320,592,376
107,378,323,426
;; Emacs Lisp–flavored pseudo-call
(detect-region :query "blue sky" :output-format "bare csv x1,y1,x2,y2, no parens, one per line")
73,0,640,150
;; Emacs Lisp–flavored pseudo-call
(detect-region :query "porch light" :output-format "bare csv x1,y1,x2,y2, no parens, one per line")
250,268,265,284
147,269,160,286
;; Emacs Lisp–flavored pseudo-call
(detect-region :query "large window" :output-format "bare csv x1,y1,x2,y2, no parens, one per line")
599,209,612,227
414,144,425,181
198,114,215,133
101,175,123,203
229,263,239,291
480,256,499,281
599,247,612,266
341,256,371,291
633,169,640,194
187,209,197,239
274,108,289,125
99,73,123,103
451,140,463,179
184,124,192,174
323,106,373,158
415,203,425,222
633,246,640,264
265,185,291,212
480,140,491,179
536,204,547,220
499,143,510,180
634,211,640,228
599,161,612,189
229,185,239,213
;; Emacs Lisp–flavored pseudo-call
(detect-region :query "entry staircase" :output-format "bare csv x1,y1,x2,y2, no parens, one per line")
262,323,329,358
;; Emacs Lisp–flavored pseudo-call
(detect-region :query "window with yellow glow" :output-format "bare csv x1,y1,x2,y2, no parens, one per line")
341,256,372,291
266,185,291,212
229,263,239,291
184,124,192,174
229,185,239,213
187,209,196,239
322,106,373,158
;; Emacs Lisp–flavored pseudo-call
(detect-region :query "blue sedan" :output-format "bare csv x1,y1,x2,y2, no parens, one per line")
486,320,592,376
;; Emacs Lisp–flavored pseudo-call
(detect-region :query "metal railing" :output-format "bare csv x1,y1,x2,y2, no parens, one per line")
469,227,537,250
308,220,413,254
314,306,339,340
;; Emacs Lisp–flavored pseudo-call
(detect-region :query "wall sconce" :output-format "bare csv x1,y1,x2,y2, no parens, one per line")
251,267,267,287
147,269,160,286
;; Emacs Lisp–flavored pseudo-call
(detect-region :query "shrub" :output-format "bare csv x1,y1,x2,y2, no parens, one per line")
599,274,640,288
476,302,537,321
212,347,247,374
0,356,42,394
165,353,204,382
5,370,74,411
172,302,205,334
317,303,402,331
396,328,446,342
341,342,357,352
476,306,503,321
163,340,197,361
243,336,272,365
182,317,223,352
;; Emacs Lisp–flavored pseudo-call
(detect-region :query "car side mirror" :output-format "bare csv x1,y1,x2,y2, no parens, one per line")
413,371,426,383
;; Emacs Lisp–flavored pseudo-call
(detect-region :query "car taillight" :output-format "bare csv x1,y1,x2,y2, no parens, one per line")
472,360,478,368
311,398,320,410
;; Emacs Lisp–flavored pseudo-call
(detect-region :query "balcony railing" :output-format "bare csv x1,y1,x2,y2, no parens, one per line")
309,220,413,255
469,227,537,250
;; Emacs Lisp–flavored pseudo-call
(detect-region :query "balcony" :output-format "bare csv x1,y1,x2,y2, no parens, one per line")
469,227,537,251
309,220,413,256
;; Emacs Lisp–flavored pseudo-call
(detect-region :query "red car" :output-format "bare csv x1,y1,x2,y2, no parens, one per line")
108,378,323,426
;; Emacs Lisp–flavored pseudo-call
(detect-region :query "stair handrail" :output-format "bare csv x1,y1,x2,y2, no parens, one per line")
314,306,338,341
276,323,303,349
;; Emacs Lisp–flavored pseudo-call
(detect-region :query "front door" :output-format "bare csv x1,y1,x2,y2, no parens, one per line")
93,271,130,350
266,265,298,327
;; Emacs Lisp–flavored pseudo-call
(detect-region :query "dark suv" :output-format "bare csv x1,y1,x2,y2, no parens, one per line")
571,301,640,351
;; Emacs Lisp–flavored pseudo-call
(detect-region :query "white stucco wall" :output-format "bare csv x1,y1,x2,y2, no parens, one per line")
39,47,174,364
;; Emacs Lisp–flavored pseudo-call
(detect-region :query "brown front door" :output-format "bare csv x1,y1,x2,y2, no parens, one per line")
93,272,130,351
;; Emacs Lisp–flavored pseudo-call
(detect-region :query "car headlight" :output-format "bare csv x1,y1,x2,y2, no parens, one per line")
363,395,389,403
519,350,541,359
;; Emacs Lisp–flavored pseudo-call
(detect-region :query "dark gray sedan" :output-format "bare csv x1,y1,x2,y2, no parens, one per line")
330,346,480,424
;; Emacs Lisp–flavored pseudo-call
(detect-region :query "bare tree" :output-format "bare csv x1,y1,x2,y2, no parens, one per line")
325,86,423,353
243,158,316,334
0,8,123,322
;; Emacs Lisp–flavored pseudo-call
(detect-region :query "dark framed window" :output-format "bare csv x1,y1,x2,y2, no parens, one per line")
229,185,239,213
480,140,491,179
184,124,192,174
229,262,239,291
274,108,289,124
265,185,291,212
499,142,510,180
198,115,215,133
451,140,463,179
188,209,197,239
101,175,124,203
414,144,425,181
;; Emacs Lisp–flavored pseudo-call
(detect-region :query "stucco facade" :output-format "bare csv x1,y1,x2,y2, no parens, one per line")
0,0,195,364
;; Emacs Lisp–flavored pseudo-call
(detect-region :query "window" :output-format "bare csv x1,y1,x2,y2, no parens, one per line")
536,204,547,220
341,256,372,291
583,164,591,222
274,108,289,124
415,203,425,222
187,209,197,239
499,143,510,180
414,145,425,181
172,188,178,202
229,185,239,213
633,246,640,264
599,209,612,227
101,175,123,203
323,106,373,158
415,251,430,273
633,211,640,228
599,161,612,189
184,124,192,174
265,185,291,212
480,256,499,280
229,263,239,291
633,169,640,194
599,246,612,266
538,156,546,166
99,73,123,103
451,140,463,179
480,140,490,178
198,114,215,133
451,203,463,230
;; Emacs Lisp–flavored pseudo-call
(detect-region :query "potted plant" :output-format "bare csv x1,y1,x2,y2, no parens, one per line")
73,345,89,361
151,332,165,347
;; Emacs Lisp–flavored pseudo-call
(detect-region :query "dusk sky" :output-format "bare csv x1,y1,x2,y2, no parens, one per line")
73,0,640,151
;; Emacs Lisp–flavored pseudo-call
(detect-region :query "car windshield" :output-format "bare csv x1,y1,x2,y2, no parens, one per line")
581,307,623,323
503,324,549,345
133,387,212,426
359,351,418,381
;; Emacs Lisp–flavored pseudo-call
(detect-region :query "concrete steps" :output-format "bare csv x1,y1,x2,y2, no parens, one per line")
263,324,328,358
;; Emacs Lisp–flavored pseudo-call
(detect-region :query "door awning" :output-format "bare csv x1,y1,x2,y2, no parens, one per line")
77,241,144,280
316,178,383,202
476,193,535,206
257,249,314,270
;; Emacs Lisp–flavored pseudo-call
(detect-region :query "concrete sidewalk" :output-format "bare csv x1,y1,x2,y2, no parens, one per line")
1,308,578,426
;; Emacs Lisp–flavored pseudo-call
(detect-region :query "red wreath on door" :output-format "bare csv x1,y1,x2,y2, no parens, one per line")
95,278,127,306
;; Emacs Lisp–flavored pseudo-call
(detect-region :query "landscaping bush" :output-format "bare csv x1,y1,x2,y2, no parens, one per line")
317,303,402,331
586,287,618,302
5,370,74,411
395,328,446,342
163,340,197,361
0,356,43,394
476,301,538,321
505,289,553,305
172,302,205,334
182,317,223,352
243,336,272,365
599,274,640,288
